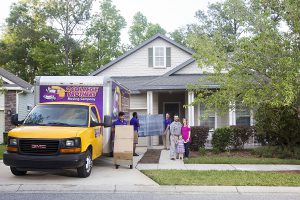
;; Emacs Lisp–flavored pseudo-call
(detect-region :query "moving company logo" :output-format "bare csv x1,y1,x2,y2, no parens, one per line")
66,86,99,97
43,86,65,100
42,86,100,102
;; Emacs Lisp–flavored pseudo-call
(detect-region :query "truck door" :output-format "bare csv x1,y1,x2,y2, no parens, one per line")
90,106,102,158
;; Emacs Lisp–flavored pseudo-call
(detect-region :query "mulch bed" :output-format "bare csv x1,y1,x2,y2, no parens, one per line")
138,149,162,164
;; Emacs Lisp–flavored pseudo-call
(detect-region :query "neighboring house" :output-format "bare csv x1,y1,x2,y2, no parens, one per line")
0,68,34,143
91,34,254,146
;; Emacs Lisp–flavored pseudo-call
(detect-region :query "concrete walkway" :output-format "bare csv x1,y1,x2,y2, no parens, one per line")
136,150,300,171
0,147,158,186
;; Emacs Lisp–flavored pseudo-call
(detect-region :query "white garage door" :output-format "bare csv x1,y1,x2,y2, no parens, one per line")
0,111,4,143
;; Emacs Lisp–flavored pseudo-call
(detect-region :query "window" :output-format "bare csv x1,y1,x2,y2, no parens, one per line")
153,47,166,68
236,105,251,126
90,107,99,124
199,105,215,130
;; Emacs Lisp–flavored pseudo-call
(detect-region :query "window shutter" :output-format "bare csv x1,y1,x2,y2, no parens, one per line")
148,48,153,67
166,47,171,67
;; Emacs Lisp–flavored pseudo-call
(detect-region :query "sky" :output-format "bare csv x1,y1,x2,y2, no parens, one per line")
0,0,221,44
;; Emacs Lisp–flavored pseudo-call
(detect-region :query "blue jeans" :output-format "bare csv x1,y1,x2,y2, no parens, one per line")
184,142,190,158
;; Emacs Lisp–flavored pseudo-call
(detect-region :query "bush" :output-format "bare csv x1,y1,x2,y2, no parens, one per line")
190,126,209,151
212,127,232,152
255,104,300,150
230,126,255,149
198,147,207,156
253,146,300,159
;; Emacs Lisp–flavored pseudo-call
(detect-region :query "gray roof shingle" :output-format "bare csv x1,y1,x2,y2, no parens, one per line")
0,68,33,91
112,75,218,92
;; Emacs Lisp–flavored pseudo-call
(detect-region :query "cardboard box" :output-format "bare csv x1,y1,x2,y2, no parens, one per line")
114,139,133,152
114,125,134,139
114,152,133,160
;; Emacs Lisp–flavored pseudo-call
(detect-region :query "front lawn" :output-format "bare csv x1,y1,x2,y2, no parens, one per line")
142,170,300,186
185,156,300,165
0,144,6,159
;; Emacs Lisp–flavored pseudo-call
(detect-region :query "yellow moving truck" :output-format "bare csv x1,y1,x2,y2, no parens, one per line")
3,76,130,178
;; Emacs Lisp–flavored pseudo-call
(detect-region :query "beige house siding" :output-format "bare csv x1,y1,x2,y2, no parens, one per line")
18,92,34,120
175,62,214,75
96,38,192,77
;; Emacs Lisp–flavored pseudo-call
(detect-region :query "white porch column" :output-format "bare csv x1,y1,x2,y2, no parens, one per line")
188,91,195,126
250,110,255,126
147,91,153,147
229,102,236,126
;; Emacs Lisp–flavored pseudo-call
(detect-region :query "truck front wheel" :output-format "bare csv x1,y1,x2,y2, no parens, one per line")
77,150,93,178
10,167,27,176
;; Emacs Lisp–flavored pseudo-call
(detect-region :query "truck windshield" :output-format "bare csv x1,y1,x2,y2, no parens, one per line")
23,104,89,127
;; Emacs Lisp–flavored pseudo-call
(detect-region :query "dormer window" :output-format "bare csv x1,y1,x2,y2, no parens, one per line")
153,46,166,68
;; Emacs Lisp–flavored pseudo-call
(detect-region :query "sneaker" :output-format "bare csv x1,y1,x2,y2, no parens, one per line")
171,158,175,160
133,153,139,156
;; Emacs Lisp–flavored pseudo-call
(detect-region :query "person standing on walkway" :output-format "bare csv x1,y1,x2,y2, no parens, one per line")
169,115,182,160
162,113,172,150
181,118,191,159
130,112,140,156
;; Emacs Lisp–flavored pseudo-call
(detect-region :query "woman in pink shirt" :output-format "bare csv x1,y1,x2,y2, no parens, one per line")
181,118,191,159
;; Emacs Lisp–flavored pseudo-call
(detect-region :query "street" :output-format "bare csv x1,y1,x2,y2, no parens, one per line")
1,192,300,200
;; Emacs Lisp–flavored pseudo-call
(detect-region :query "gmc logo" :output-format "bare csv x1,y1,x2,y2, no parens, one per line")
31,144,47,149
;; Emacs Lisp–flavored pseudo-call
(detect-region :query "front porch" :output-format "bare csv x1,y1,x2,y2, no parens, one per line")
130,90,254,147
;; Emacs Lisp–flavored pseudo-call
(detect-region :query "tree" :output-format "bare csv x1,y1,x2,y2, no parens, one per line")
129,12,166,47
170,27,189,47
188,0,300,118
83,0,126,73
0,0,63,83
44,0,93,74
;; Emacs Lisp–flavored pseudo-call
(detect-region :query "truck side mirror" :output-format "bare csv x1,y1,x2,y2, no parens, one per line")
102,115,112,128
11,114,20,126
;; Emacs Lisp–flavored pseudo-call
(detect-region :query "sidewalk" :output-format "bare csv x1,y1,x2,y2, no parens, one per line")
136,150,300,171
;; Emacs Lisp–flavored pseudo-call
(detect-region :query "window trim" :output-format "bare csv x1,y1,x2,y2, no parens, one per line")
153,46,166,68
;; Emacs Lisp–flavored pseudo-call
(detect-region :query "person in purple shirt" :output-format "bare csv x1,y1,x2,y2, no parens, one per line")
162,113,172,150
130,112,140,156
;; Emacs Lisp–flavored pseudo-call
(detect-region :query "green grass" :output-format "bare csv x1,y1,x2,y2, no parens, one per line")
185,156,300,165
0,144,6,159
142,170,300,186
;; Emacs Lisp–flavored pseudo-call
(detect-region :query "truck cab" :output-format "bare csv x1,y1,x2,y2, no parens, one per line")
3,102,111,178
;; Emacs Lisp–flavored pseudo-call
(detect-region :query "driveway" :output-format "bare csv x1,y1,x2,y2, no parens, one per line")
0,147,158,186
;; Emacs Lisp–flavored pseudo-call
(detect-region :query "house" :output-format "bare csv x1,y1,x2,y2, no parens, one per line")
0,68,34,143
91,34,254,146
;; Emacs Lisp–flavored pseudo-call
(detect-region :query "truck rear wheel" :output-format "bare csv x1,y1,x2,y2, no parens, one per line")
77,150,93,178
10,167,27,176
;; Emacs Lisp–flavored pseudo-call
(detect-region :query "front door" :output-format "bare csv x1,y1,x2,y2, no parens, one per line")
164,102,180,121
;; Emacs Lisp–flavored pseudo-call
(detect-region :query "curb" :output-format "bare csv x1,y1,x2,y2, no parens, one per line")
1,184,300,194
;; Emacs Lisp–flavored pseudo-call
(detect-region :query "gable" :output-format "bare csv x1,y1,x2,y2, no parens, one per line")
93,35,194,77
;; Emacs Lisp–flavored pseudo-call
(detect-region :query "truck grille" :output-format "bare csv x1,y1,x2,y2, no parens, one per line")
19,139,60,154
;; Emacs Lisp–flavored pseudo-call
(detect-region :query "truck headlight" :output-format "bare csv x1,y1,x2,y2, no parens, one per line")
66,140,75,147
8,138,17,146
63,138,81,148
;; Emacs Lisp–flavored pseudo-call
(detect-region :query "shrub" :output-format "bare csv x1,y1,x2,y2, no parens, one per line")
198,147,207,156
230,126,255,149
212,127,232,152
190,126,209,151
255,104,300,150
253,146,300,159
